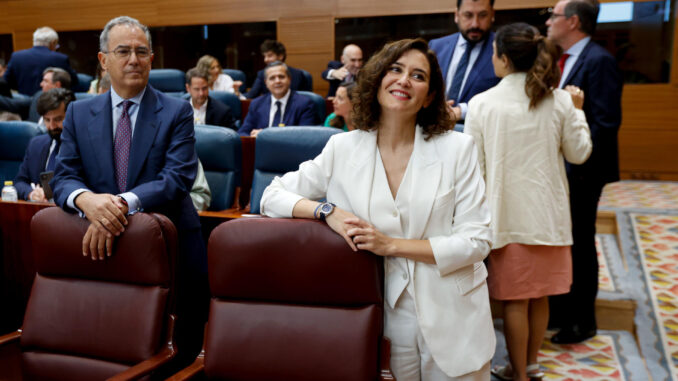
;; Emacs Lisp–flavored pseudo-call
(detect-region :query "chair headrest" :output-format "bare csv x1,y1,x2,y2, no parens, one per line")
31,207,177,286
195,124,242,171
255,126,340,172
208,218,383,305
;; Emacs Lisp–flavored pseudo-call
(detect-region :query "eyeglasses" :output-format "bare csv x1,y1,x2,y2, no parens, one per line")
544,7,567,20
105,46,152,59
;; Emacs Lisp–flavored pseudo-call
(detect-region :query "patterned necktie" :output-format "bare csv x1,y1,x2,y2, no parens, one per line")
114,100,133,192
46,140,60,172
271,100,282,127
447,41,476,102
558,53,570,75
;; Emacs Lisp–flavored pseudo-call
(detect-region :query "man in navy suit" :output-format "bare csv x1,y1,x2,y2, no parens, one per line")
185,68,235,130
3,27,78,96
321,44,363,97
245,40,312,99
53,16,206,365
238,61,317,137
546,0,623,344
14,88,75,201
429,0,499,122
0,67,71,122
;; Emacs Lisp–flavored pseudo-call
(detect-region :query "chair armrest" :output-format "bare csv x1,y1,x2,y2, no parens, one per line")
107,345,176,381
164,353,205,381
380,336,396,381
0,330,21,347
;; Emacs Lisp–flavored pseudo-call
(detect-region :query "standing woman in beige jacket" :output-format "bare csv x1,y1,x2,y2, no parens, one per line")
464,23,592,381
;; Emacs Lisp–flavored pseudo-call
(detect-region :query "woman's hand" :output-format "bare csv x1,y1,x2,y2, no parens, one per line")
325,208,361,251
565,85,585,110
344,218,395,257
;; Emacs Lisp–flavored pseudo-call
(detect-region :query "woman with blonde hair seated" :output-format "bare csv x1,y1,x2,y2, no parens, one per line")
196,54,242,96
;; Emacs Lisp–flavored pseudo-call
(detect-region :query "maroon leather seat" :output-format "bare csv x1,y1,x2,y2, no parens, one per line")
0,207,178,380
169,217,393,381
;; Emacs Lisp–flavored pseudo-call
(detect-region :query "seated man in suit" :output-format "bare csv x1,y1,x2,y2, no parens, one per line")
0,67,71,122
238,61,317,137
322,44,363,97
245,40,312,99
14,88,75,201
185,68,235,130
429,0,500,122
3,26,78,96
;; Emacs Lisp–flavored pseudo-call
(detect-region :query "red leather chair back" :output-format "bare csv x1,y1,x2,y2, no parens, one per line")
205,218,384,381
19,207,177,380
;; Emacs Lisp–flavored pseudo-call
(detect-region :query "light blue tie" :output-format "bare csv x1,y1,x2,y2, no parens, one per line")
447,41,476,102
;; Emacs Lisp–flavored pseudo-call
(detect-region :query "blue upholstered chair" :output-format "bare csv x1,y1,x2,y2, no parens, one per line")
0,121,43,184
75,73,93,93
74,92,96,101
297,91,326,123
222,69,247,94
299,69,313,92
149,69,186,97
194,124,242,211
249,126,341,214
209,91,242,129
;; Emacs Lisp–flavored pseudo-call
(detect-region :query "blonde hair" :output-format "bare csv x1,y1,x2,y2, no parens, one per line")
196,55,221,84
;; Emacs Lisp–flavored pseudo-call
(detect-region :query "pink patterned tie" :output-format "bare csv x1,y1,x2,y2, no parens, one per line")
114,100,132,192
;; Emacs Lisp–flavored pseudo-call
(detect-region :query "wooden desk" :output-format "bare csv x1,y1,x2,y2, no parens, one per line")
0,200,53,334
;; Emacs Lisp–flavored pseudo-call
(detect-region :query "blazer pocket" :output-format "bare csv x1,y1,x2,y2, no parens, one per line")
455,262,488,295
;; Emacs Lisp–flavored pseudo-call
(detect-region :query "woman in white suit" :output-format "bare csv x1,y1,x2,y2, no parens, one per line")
261,38,494,380
465,23,591,381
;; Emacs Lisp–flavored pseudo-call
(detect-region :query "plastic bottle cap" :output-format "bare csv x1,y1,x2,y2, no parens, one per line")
4,181,12,186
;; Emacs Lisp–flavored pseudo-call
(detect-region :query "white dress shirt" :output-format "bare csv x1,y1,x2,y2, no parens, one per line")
268,90,291,127
191,98,208,125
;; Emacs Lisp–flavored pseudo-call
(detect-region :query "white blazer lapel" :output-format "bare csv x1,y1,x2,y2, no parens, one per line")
408,126,442,239
347,130,378,222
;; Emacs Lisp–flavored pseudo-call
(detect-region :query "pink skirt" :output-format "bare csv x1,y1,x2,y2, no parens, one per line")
487,243,572,300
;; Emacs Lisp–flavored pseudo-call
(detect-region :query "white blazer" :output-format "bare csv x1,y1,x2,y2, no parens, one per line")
261,126,495,377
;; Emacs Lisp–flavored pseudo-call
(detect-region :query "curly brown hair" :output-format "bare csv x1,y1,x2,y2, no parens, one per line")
352,38,453,139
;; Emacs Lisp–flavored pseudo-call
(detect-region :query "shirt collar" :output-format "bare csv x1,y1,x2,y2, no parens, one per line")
270,89,291,107
190,97,208,111
565,36,591,57
457,34,484,49
111,85,147,108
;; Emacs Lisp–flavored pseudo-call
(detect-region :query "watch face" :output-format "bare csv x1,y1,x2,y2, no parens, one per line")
321,203,333,213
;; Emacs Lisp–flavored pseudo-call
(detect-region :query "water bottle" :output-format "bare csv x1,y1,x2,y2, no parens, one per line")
2,181,18,202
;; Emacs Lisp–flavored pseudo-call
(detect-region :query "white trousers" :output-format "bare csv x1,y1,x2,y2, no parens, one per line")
385,290,491,381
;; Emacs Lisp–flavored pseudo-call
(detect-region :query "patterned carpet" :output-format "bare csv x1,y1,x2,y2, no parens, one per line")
492,181,678,380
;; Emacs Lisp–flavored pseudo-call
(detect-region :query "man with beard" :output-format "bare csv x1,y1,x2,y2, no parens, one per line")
14,88,74,201
430,0,500,122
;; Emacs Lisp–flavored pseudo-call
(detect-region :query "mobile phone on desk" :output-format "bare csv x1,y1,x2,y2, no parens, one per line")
39,171,54,200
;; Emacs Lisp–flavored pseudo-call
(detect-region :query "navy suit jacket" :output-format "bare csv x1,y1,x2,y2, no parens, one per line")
429,32,500,105
238,90,318,136
14,134,52,200
3,46,78,96
321,60,343,98
53,85,200,230
245,66,312,99
205,96,236,130
562,40,622,185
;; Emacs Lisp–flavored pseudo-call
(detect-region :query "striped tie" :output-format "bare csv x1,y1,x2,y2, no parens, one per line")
114,100,133,192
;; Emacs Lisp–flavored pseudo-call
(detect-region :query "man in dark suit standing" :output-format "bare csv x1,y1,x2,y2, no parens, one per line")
238,61,317,137
245,40,312,99
52,16,206,362
547,0,623,344
321,44,363,97
3,27,78,96
429,0,499,122
185,68,235,130
15,88,75,201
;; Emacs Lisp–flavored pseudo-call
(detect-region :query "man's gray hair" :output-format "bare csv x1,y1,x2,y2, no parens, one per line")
99,16,152,52
33,27,58,47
